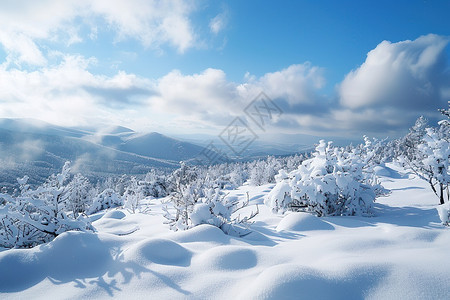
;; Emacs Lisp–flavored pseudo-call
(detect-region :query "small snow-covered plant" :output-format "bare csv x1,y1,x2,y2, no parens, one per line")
266,140,382,217
142,170,167,198
399,116,429,163
163,163,257,236
249,156,282,186
0,163,93,248
163,186,258,236
87,188,123,214
123,177,144,213
63,173,92,218
359,135,389,168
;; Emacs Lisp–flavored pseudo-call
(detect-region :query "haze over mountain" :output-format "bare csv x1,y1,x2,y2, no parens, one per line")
0,118,315,188
0,119,209,187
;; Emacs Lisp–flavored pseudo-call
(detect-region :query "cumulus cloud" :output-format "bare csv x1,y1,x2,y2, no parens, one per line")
0,0,198,66
241,63,326,105
334,34,450,136
0,60,322,132
339,34,449,111
0,31,448,139
147,63,327,128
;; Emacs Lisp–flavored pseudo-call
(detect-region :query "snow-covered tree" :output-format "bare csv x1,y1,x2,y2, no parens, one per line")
249,156,282,186
142,170,167,198
86,188,123,214
0,163,93,248
266,140,384,216
398,116,429,164
417,125,450,204
63,173,92,218
123,177,144,213
398,115,450,205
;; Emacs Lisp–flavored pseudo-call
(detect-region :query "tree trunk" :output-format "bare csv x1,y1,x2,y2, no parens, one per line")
440,183,445,205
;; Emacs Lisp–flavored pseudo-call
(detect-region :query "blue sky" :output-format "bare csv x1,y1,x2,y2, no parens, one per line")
0,0,449,140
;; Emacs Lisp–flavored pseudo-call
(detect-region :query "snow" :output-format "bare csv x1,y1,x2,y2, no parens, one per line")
102,210,126,220
1,163,449,299
276,212,335,231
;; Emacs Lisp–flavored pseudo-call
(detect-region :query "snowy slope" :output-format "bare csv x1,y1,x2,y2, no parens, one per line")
0,163,449,299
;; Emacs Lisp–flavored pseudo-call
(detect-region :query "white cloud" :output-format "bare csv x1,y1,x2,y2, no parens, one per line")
327,34,450,137
209,12,228,35
339,34,449,110
0,34,448,138
147,62,326,129
0,54,154,128
90,0,195,52
0,0,198,66
241,63,326,106
0,57,326,132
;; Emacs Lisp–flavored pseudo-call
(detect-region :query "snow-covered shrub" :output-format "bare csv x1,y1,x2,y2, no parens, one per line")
399,116,429,164
249,156,282,186
417,125,450,204
142,170,167,198
163,163,257,236
123,177,144,213
359,135,389,167
0,163,93,248
398,115,450,204
63,173,92,218
86,188,123,214
266,140,383,217
163,187,257,236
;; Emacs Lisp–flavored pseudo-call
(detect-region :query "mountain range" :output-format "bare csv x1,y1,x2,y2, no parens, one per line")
0,118,208,187
0,118,358,188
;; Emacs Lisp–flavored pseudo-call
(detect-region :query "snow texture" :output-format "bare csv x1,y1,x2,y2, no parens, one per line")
0,163,449,299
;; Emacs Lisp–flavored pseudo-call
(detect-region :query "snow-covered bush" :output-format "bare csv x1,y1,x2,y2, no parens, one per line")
0,163,93,248
163,163,257,236
359,136,389,167
63,173,92,218
398,115,450,205
142,170,167,198
418,125,450,204
123,177,144,213
249,156,282,186
163,186,257,236
87,188,123,215
266,140,383,217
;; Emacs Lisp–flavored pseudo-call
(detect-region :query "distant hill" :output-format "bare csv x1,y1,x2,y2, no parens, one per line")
0,118,212,187
119,132,206,161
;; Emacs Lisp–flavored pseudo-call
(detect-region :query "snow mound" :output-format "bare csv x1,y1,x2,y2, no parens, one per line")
276,212,334,232
103,210,126,219
1,163,450,299
121,238,191,266
196,246,257,271
373,165,391,177
0,231,112,292
172,224,229,244
238,264,386,300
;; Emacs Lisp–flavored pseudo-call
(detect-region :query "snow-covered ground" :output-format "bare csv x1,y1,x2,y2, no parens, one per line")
1,163,449,299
